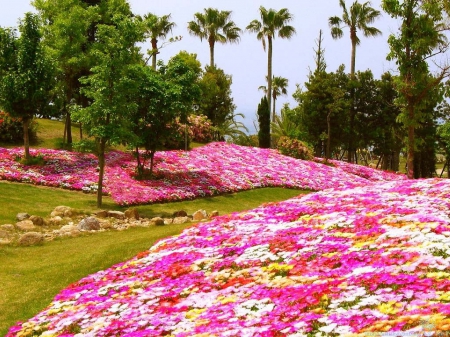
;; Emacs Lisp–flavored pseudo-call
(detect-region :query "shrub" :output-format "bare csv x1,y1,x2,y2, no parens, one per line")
188,114,214,143
277,136,314,161
0,111,37,143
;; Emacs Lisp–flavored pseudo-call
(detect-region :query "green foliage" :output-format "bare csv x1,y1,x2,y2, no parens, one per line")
257,95,271,148
72,139,98,154
188,114,214,143
270,104,305,145
0,111,37,143
277,136,314,161
198,65,236,129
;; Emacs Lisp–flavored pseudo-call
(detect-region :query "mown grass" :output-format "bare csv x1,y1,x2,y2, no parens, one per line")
0,118,307,335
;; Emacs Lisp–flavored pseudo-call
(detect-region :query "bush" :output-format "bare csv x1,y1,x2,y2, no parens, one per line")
188,114,214,143
277,136,314,161
0,111,37,143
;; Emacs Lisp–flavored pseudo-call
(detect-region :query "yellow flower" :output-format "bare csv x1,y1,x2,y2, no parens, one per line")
378,301,400,315
185,308,207,320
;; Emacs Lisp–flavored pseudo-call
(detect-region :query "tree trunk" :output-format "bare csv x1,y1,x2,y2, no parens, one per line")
267,36,273,145
406,105,415,179
97,138,106,208
151,38,158,70
149,150,156,176
65,112,73,144
272,92,276,122
326,111,331,161
348,35,357,163
209,37,215,68
23,117,31,161
135,145,143,179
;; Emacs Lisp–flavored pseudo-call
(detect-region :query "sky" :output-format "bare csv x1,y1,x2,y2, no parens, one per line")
1,0,402,133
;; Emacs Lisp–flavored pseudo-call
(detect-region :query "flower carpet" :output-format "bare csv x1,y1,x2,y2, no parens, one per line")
6,177,450,336
0,143,405,206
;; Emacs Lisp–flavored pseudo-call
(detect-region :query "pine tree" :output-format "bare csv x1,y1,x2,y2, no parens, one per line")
257,95,270,148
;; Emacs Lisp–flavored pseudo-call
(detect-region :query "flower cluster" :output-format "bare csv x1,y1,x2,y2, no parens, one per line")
187,114,214,143
0,142,406,206
276,136,314,161
7,178,450,336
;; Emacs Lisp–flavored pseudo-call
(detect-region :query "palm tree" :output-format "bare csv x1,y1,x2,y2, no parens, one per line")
215,112,249,142
188,8,241,68
259,75,289,122
144,13,176,70
329,0,381,162
247,7,296,142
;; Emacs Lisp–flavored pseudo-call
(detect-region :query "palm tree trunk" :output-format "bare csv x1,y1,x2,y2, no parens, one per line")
209,37,215,68
272,92,276,122
151,38,158,70
348,35,357,163
267,36,273,144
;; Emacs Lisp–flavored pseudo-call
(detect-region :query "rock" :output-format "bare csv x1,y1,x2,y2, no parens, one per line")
210,210,219,218
59,224,80,236
125,208,139,220
18,232,44,246
192,210,208,221
94,210,108,218
1,224,15,231
51,206,73,218
107,211,125,220
173,216,190,225
15,220,36,232
0,230,11,239
16,213,30,221
49,216,63,225
151,217,165,226
164,218,173,225
0,238,12,245
100,221,113,229
173,210,188,218
29,215,45,226
78,217,100,231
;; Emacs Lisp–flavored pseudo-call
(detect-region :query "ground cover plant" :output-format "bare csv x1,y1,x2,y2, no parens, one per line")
0,142,405,206
6,177,450,336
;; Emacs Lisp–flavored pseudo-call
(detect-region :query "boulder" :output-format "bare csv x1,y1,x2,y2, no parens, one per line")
59,224,80,236
51,206,73,218
78,217,100,231
29,215,45,226
173,210,188,218
16,213,30,221
49,216,63,225
18,232,44,246
124,208,139,220
210,210,220,218
15,220,36,232
151,217,165,226
107,211,125,220
192,210,208,221
0,230,10,239
1,224,15,231
94,210,108,218
0,238,12,245
173,216,190,225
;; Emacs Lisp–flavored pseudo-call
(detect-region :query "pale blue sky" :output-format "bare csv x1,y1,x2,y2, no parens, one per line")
2,0,401,133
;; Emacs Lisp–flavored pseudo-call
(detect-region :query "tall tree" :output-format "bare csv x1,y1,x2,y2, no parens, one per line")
329,0,381,162
187,8,241,68
0,13,54,161
143,13,177,70
259,75,289,122
73,13,144,207
247,6,296,145
257,95,271,148
313,29,327,74
382,0,450,179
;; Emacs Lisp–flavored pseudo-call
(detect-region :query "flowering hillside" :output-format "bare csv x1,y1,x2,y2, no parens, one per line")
0,143,405,205
7,178,450,336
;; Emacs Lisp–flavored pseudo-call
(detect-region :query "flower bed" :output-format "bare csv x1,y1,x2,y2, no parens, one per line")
7,178,450,336
0,143,406,205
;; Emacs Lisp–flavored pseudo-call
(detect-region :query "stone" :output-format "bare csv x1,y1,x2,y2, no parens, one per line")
0,230,10,239
94,210,108,218
0,238,12,245
107,211,125,220
151,217,165,226
49,216,63,225
59,224,80,236
124,208,139,220
16,213,30,221
192,210,208,221
1,224,14,231
210,210,219,218
164,218,173,225
15,220,36,232
173,216,190,225
100,221,113,229
18,232,44,246
78,217,100,231
51,206,73,218
29,215,45,226
173,210,188,218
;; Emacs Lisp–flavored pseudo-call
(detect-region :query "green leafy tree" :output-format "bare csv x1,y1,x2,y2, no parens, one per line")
329,0,382,162
188,8,241,68
247,6,296,139
270,103,305,145
257,95,271,148
382,0,450,178
143,13,178,70
0,13,54,161
198,65,236,132
73,14,144,207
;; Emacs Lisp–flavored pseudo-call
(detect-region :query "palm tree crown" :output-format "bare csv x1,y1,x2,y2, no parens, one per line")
188,8,241,68
247,7,295,142
259,75,289,122
144,13,176,70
